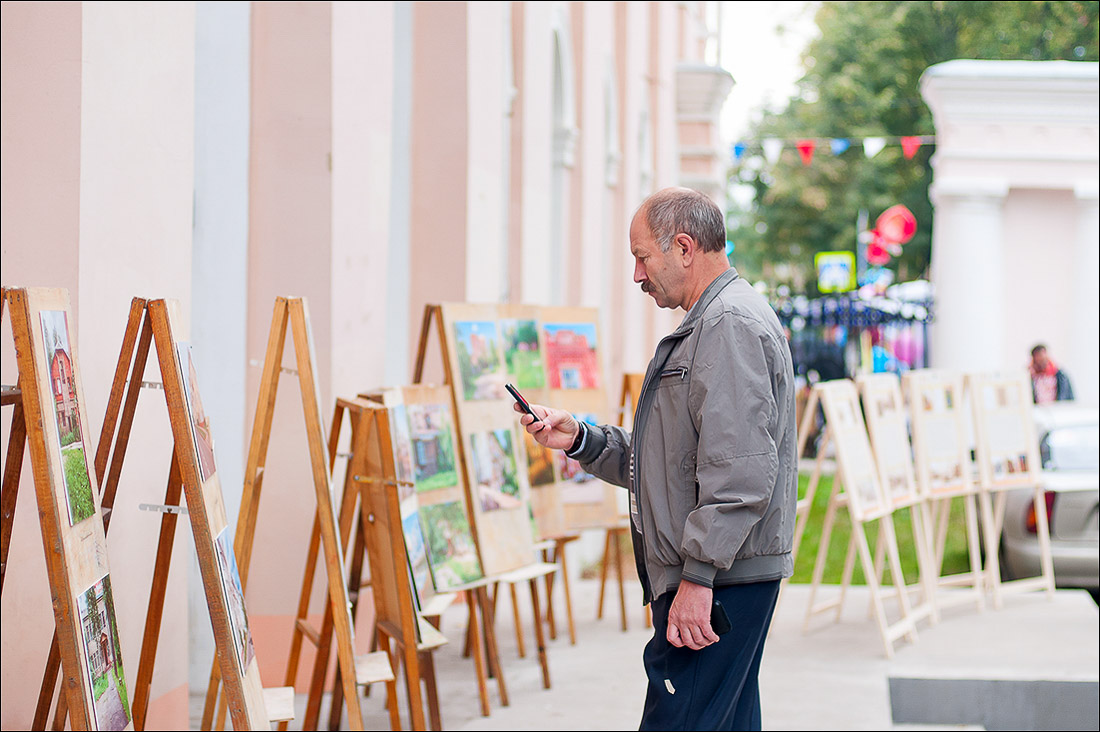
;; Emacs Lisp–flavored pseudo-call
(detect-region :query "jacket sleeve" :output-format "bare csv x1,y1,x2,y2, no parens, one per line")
572,422,632,489
679,311,781,586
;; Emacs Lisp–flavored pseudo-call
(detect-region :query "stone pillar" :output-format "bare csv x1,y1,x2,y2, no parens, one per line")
929,178,1008,371
1071,182,1099,405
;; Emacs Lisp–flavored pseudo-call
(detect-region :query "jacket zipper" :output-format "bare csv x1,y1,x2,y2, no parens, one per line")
632,332,692,603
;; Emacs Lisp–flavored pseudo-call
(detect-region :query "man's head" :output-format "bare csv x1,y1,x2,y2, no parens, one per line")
1031,344,1050,371
629,187,729,311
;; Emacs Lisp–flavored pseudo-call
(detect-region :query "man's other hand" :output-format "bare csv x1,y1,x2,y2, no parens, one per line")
667,578,719,650
513,402,579,451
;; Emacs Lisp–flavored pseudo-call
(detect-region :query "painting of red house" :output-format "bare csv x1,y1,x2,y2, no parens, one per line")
542,323,600,390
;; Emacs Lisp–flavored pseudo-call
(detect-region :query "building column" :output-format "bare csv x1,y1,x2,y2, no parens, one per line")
928,178,1008,371
1071,182,1099,405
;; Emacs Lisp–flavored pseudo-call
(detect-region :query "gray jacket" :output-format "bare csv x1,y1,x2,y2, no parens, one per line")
570,268,797,602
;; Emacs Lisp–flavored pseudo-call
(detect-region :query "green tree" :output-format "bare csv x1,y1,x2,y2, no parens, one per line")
731,1,1099,291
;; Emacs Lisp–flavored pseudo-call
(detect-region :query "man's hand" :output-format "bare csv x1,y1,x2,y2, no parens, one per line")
513,402,579,451
667,579,719,651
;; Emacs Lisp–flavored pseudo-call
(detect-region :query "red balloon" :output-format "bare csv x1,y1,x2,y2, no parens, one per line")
876,204,917,244
866,235,892,265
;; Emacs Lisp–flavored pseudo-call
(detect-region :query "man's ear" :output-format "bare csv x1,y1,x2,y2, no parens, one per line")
675,233,695,266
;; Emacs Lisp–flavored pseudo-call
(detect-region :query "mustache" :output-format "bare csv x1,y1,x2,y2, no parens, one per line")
641,282,654,293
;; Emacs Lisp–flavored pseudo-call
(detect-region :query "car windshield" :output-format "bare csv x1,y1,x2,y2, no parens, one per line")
1041,424,1100,471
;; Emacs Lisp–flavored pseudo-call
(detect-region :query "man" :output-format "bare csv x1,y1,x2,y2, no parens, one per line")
515,188,797,731
1029,344,1074,404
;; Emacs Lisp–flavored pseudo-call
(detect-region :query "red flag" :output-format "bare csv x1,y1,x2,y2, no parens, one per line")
900,136,922,159
796,139,816,166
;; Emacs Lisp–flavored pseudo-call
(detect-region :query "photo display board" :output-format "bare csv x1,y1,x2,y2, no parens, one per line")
967,372,1040,491
904,370,973,497
147,299,269,729
8,288,134,731
372,386,484,597
857,373,919,507
438,303,616,574
816,380,887,521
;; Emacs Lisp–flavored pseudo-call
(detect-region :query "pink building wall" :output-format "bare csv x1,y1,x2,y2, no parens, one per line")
2,1,730,719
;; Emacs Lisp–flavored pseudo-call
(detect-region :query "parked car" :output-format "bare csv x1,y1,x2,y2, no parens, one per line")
1001,403,1099,597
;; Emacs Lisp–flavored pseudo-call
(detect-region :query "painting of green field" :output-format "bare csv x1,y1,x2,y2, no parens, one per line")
41,310,95,525
501,319,545,389
419,500,483,588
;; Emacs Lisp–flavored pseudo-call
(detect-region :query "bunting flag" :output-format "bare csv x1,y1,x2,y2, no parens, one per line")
862,137,886,158
729,134,935,166
900,135,922,159
762,138,784,165
795,139,816,166
829,138,851,155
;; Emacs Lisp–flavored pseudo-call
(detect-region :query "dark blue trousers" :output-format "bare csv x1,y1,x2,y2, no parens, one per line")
639,580,780,731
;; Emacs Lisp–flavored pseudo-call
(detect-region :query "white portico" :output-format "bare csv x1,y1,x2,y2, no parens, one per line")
921,60,1099,405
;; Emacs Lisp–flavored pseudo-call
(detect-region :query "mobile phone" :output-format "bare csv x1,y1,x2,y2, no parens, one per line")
710,600,732,636
505,383,539,421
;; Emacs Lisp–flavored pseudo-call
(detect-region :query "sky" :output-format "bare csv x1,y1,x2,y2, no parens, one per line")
719,1,821,144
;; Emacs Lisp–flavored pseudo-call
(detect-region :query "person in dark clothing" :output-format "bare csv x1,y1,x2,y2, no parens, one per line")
1029,344,1074,404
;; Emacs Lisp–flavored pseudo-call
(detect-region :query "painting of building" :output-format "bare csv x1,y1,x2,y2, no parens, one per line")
543,323,600,390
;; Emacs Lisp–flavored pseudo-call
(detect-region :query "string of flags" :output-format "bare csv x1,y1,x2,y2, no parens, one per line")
731,135,935,166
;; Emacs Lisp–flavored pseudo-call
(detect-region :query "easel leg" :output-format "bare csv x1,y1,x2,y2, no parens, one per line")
963,494,985,609
839,530,857,624
1,396,27,595
596,529,612,620
465,591,491,716
977,488,1003,609
508,582,526,658
909,503,939,623
613,531,627,632
543,551,557,641
132,452,184,730
558,541,577,644
1031,486,1056,596
420,650,443,732
33,642,62,730
803,477,841,632
528,578,551,689
852,520,897,659
880,513,918,644
476,586,509,706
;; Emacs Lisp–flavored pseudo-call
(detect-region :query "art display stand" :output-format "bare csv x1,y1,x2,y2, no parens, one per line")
856,373,939,622
301,397,448,731
413,304,556,692
795,380,925,658
966,372,1055,608
2,287,121,732
903,370,985,613
201,297,391,732
595,373,648,632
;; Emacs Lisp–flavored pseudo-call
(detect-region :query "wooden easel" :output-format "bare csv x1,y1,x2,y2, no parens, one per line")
3,287,129,731
596,373,648,632
200,297,391,731
414,304,555,698
903,370,985,613
26,296,289,729
966,372,1055,608
856,373,939,622
796,380,922,658
287,396,447,731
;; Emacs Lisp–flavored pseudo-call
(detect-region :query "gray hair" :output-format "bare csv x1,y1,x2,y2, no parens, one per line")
642,188,726,254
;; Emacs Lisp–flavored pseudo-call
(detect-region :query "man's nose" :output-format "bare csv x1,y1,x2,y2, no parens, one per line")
633,261,645,283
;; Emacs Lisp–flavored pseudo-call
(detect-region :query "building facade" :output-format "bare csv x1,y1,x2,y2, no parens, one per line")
1,2,732,726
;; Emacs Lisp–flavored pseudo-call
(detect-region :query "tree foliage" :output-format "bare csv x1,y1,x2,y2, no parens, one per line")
730,1,1099,291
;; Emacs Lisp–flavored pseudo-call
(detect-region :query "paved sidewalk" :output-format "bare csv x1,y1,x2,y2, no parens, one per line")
189,577,1098,730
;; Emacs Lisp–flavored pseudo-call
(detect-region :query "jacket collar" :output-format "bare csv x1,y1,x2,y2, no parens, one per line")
670,267,741,336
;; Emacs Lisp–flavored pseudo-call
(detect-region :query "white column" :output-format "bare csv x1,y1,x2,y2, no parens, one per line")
929,178,1008,371
192,0,251,691
1071,182,1099,405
